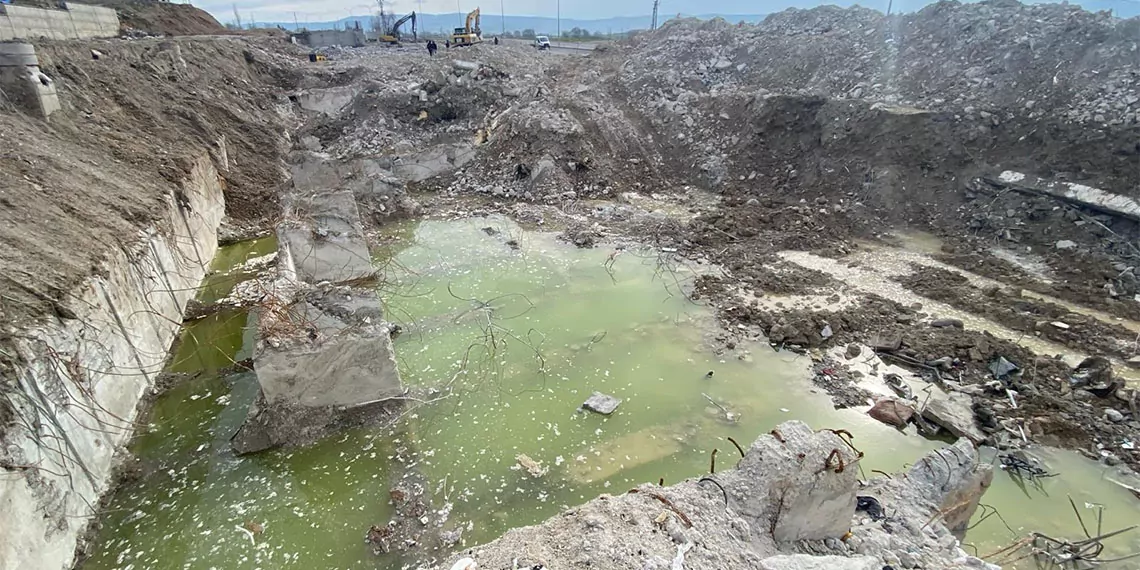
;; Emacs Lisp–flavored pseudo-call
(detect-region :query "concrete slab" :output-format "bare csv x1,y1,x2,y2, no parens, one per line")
231,287,403,454
278,191,374,284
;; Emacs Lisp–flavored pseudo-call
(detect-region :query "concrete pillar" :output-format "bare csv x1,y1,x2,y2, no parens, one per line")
0,42,60,118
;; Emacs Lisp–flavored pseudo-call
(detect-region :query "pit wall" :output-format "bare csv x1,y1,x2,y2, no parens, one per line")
0,154,224,570
0,2,119,41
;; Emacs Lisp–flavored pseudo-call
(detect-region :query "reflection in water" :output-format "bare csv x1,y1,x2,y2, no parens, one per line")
82,219,1140,570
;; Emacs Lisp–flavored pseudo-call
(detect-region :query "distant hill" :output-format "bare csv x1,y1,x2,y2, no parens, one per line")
259,12,768,36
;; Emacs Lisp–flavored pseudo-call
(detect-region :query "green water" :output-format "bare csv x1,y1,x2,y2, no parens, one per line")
196,236,277,306
81,219,1140,570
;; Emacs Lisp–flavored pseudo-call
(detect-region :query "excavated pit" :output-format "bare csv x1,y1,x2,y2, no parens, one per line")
79,217,1140,570
4,2,1140,569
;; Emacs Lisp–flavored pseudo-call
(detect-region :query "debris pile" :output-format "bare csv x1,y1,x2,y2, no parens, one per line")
428,422,994,570
622,2,1140,123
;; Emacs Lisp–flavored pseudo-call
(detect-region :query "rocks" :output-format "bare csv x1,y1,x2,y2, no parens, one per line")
1055,240,1077,250
622,1,1140,124
930,318,964,329
759,554,880,570
867,331,902,352
1105,408,1125,423
581,391,622,415
868,398,915,428
422,422,990,570
922,392,986,444
515,453,549,477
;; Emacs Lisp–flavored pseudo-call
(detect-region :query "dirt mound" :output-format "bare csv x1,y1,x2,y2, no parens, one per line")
626,1,1139,124
0,36,307,330
84,0,226,36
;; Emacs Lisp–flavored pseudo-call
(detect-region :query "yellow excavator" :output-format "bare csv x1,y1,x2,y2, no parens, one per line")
379,12,416,45
450,8,483,46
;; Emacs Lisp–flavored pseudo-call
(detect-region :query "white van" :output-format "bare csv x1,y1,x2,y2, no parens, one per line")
535,35,551,50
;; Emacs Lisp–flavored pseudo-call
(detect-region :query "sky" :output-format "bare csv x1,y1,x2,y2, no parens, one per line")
196,0,1137,27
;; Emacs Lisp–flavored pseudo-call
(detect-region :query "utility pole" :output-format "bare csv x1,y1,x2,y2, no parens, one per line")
293,11,298,30
557,0,560,38
500,0,504,34
231,3,242,28
651,0,659,30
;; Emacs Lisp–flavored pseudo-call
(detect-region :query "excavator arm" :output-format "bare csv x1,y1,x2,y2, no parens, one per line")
391,12,416,40
465,8,481,34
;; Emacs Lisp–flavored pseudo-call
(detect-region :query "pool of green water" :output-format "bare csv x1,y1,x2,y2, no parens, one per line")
81,218,1140,570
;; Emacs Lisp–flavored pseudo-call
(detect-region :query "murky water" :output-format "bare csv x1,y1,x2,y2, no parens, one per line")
81,219,1140,570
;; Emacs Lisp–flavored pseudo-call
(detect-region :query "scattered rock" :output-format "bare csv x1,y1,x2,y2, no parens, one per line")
515,453,548,477
868,398,915,428
1055,240,1077,250
1105,408,1125,423
923,392,986,443
930,318,964,328
868,332,902,352
581,391,622,415
845,343,862,359
759,555,881,570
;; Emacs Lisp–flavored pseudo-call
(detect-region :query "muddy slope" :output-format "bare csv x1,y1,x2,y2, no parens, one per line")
0,37,306,334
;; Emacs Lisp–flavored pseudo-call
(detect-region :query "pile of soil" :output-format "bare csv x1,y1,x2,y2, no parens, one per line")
0,36,310,332
86,0,227,36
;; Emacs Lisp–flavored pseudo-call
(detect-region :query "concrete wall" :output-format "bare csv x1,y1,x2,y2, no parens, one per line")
0,2,119,41
0,154,224,570
0,43,60,118
295,28,366,48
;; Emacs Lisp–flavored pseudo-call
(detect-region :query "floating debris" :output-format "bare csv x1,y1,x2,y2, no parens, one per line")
515,454,548,478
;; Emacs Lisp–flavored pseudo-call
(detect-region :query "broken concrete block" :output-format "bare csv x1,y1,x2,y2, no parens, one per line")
278,191,375,285
721,421,857,543
922,392,986,444
904,439,993,534
760,554,881,570
231,288,403,454
867,331,902,351
582,391,621,414
930,318,965,328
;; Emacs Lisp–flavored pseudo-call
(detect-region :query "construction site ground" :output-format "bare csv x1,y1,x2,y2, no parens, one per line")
2,0,1140,568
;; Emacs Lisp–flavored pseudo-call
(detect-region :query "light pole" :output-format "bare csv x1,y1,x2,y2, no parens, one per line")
557,0,560,38
500,0,504,35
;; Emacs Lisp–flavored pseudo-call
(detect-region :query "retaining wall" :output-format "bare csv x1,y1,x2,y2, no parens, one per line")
0,154,224,570
0,2,119,41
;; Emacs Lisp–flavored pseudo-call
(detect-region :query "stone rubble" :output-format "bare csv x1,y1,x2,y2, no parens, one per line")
426,421,993,570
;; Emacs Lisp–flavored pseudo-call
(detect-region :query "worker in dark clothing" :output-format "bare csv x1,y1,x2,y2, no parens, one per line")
493,36,499,45
427,40,437,56
445,39,450,48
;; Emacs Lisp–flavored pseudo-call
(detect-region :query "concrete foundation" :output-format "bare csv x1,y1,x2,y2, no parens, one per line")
0,2,119,41
231,153,404,455
292,28,366,48
0,42,60,118
0,154,224,570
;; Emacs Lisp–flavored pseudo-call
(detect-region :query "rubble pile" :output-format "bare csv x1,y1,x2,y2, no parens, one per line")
428,422,997,570
312,45,550,159
620,1,1140,124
